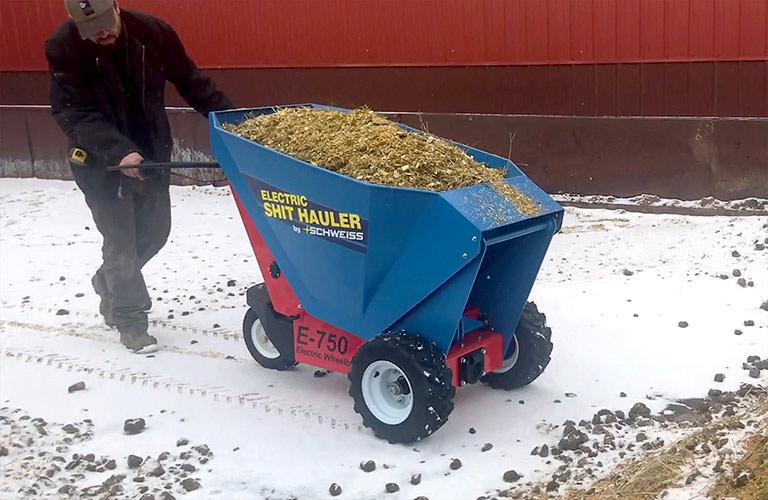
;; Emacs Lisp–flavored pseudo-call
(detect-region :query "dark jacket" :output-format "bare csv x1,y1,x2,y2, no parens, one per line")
45,9,232,198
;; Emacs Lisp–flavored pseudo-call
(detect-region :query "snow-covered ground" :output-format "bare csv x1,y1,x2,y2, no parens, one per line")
0,179,766,500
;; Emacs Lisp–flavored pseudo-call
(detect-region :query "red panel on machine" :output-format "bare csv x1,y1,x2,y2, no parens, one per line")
231,190,301,317
445,330,504,388
293,313,365,374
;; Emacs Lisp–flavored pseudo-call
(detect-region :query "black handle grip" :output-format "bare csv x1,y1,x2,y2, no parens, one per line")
106,161,220,171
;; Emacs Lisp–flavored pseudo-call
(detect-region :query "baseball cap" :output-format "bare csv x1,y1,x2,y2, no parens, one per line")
64,0,118,39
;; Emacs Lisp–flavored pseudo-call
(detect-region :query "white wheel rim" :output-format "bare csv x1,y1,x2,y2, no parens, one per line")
493,334,520,373
361,360,414,425
250,318,280,359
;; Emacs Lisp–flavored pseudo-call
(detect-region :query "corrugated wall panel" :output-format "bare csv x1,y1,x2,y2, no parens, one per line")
1,0,766,71
2,61,765,116
741,0,768,56
504,1,529,62
595,64,618,115
617,0,643,61
688,63,716,115
665,0,690,59
570,64,597,115
548,0,571,61
739,60,768,114
570,0,595,61
641,0,667,60
714,0,743,58
641,63,668,115
0,0,58,72
525,0,549,62
664,63,691,115
593,0,618,62
690,0,716,59
715,61,743,115
483,0,508,62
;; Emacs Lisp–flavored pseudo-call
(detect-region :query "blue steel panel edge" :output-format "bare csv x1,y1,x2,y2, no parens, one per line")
441,179,563,232
209,112,318,311
358,194,483,341
388,250,485,353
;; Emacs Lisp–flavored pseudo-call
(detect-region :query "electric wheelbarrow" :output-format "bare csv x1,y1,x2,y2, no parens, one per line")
210,105,564,443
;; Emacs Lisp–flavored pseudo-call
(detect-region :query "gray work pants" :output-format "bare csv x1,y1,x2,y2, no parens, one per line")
85,177,171,334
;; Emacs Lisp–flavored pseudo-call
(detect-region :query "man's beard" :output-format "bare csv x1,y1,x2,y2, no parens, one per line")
92,32,121,50
95,34,119,46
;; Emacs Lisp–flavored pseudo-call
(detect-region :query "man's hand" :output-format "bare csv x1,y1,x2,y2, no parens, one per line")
119,152,145,180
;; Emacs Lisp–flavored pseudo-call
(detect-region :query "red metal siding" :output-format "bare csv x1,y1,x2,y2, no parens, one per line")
665,0,690,59
715,61,742,116
570,0,595,61
641,0,666,60
738,60,768,113
715,0,743,58
690,0,716,58
617,0,643,60
742,0,768,56
594,0,617,62
664,63,690,115
2,61,766,116
1,0,766,72
688,63,715,115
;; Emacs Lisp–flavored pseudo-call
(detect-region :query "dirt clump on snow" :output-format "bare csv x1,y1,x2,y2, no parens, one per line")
123,417,146,435
745,355,767,380
359,459,376,472
67,381,86,393
329,482,342,496
223,107,540,215
0,407,214,498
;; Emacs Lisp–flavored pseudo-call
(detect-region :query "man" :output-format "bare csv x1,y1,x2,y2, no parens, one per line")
46,0,232,353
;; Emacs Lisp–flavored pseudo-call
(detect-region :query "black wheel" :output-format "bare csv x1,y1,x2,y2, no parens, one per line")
348,333,455,444
481,301,553,390
243,307,297,371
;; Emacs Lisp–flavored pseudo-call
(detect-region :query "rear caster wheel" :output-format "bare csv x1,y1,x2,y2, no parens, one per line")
243,284,297,370
243,308,295,370
481,301,553,390
348,333,455,444
243,283,296,370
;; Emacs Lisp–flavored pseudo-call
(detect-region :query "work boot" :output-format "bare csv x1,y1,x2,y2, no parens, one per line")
91,273,116,328
119,330,159,354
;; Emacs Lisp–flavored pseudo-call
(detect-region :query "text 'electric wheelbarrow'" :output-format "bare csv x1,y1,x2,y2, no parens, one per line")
210,105,564,443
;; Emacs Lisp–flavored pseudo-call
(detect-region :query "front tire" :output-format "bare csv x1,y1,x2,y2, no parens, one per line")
481,301,553,390
348,333,455,444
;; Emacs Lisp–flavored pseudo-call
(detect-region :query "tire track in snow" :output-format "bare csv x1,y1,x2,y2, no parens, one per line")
0,320,364,434
7,303,242,343
0,343,363,434
0,319,247,362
